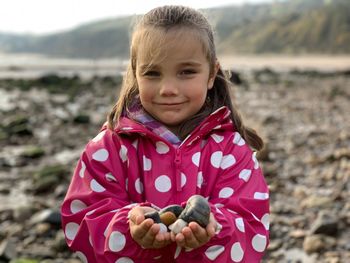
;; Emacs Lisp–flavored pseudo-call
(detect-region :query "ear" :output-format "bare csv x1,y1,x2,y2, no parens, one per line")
208,61,220,90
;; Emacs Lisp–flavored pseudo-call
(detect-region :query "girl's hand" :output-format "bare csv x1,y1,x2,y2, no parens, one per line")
171,213,217,249
129,206,172,249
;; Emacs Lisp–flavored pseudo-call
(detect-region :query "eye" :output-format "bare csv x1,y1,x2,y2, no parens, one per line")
143,70,160,77
179,69,196,76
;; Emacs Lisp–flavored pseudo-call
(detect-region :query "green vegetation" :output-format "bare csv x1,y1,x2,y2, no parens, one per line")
0,0,349,57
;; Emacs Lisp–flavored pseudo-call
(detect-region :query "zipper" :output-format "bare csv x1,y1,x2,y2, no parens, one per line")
174,149,182,192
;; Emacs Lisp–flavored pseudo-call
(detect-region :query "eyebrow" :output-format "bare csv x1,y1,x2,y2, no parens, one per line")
138,61,202,71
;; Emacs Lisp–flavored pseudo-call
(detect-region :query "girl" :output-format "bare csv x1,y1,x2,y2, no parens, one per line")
61,5,269,263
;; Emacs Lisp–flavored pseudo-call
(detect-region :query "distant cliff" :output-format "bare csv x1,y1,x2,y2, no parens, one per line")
0,0,349,58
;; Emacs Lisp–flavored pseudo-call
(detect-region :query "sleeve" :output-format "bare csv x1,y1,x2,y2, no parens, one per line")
179,132,270,262
60,129,163,263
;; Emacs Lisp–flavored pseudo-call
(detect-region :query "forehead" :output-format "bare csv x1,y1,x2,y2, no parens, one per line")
136,27,208,66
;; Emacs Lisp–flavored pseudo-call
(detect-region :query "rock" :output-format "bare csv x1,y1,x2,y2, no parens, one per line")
30,209,61,226
19,146,45,159
303,234,337,254
0,238,17,261
309,211,338,236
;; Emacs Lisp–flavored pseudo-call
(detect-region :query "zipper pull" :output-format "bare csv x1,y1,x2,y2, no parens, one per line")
175,150,182,192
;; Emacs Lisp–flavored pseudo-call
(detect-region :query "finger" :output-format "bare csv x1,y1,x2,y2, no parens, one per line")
141,223,159,247
131,218,154,240
128,207,145,224
175,232,186,247
189,222,208,241
182,226,200,248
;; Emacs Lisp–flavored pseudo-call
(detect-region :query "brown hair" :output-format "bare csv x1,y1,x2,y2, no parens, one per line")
107,5,264,151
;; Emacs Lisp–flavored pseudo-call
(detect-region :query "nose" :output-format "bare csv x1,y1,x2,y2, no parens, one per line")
159,78,179,96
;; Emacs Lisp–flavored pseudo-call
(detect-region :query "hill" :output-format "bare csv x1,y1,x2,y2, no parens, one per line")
0,0,349,58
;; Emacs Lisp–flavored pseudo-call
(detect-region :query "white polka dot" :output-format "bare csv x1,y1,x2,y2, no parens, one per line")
92,130,106,142
65,222,79,240
192,152,201,167
156,141,169,154
261,213,270,230
155,175,172,192
254,192,269,200
119,145,128,162
214,125,221,130
105,173,117,182
231,242,244,262
89,235,93,247
143,156,152,171
109,231,126,252
181,173,187,188
115,257,134,263
70,199,87,214
90,179,106,192
132,139,138,149
235,218,245,232
92,149,109,162
210,151,223,168
154,255,162,260
239,169,252,182
252,234,267,252
211,134,224,143
219,187,234,198
252,152,259,169
233,133,245,146
200,139,207,149
135,178,144,194
221,154,236,169
86,209,96,216
215,222,223,234
75,251,87,263
197,172,203,188
205,245,225,260
251,212,260,221
79,161,86,178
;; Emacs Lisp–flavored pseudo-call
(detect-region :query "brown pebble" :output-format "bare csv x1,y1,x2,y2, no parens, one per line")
160,211,177,226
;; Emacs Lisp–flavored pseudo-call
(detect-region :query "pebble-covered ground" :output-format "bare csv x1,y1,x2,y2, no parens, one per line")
0,69,349,263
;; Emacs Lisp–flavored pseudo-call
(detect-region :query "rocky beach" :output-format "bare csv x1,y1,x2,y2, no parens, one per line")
0,58,349,263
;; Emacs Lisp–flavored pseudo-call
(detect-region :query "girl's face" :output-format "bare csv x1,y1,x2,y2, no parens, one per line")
135,31,217,134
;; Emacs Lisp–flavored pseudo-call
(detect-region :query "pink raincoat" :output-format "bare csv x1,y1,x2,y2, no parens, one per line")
61,106,269,262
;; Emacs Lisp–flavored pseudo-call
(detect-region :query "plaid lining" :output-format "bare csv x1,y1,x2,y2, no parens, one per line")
127,99,181,146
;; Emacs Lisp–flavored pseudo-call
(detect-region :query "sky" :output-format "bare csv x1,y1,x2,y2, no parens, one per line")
0,0,272,35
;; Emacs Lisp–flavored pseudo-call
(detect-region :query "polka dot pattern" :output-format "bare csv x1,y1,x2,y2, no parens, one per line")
79,161,86,178
70,199,87,214
105,172,117,182
92,130,106,142
220,154,236,169
75,251,88,263
65,222,79,240
156,141,169,154
231,242,244,262
239,169,252,182
233,132,245,146
192,152,201,167
219,187,234,198
252,234,267,252
108,231,126,252
135,178,143,194
143,155,152,171
119,145,128,162
261,213,270,230
92,149,109,162
116,257,134,263
205,245,225,260
254,192,269,200
210,151,222,168
197,172,203,188
90,179,106,193
211,134,224,143
155,175,171,193
235,218,245,232
181,173,187,188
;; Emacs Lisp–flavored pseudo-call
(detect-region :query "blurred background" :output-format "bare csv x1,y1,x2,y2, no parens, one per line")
0,0,349,262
